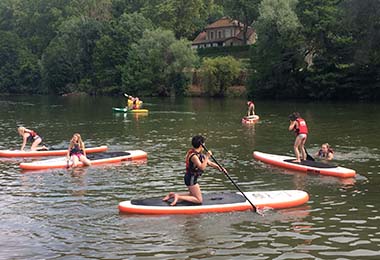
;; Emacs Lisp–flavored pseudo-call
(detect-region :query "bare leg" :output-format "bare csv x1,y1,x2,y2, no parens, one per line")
80,155,91,166
300,136,307,160
293,137,302,162
71,155,80,168
30,138,46,151
170,184,203,206
163,192,175,201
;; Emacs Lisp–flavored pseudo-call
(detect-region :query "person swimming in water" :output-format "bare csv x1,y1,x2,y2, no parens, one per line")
315,143,334,160
162,135,224,206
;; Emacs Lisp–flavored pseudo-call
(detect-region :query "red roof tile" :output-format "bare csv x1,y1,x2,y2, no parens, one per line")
205,17,243,29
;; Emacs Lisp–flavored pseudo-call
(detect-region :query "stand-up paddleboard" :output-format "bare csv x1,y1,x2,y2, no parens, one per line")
118,190,309,215
242,115,259,124
112,107,149,113
0,145,108,158
20,150,147,171
253,151,356,178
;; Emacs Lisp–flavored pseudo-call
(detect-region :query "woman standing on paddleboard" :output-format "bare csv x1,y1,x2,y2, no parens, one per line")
247,100,255,117
288,112,309,163
66,133,91,168
18,126,47,151
163,135,223,206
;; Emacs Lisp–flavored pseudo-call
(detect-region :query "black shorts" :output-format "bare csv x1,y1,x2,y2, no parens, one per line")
184,174,198,186
27,135,41,143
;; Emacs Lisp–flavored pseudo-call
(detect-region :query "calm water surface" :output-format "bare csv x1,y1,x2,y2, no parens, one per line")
0,96,379,259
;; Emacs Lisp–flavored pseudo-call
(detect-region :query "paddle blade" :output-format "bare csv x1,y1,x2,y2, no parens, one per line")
305,148,315,161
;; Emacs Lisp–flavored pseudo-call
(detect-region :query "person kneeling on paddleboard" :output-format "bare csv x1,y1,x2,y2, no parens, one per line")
315,143,334,160
288,112,309,163
163,135,224,206
66,133,91,168
18,126,47,151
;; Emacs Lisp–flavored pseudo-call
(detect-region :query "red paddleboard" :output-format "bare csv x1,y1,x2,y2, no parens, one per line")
20,150,147,171
118,190,309,215
0,146,108,158
253,151,356,178
242,115,259,124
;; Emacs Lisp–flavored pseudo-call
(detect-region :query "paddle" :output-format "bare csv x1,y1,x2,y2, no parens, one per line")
305,148,315,161
201,144,258,213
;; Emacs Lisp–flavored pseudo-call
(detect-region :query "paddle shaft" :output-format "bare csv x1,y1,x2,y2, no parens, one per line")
304,148,315,161
201,144,257,212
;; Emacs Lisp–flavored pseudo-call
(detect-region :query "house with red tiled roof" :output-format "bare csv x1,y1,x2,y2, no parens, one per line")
192,17,256,49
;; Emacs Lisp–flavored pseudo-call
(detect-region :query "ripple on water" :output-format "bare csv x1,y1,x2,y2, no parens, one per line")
1,97,380,259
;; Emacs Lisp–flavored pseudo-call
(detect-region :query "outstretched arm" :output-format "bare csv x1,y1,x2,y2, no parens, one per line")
207,160,226,173
20,134,27,151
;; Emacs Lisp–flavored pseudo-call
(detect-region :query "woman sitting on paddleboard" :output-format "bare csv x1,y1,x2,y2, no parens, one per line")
288,112,308,163
163,135,223,206
18,126,47,151
315,143,334,160
66,133,91,168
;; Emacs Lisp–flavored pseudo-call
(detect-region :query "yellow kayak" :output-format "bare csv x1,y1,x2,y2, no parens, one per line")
112,107,149,113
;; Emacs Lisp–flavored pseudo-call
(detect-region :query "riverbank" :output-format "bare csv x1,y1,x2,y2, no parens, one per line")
185,84,247,97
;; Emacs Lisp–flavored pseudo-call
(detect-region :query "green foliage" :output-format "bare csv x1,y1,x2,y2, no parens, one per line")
249,0,305,99
141,0,222,39
0,30,41,93
222,0,261,44
92,12,153,94
0,0,379,99
200,56,241,96
121,29,198,96
41,17,103,94
197,45,250,59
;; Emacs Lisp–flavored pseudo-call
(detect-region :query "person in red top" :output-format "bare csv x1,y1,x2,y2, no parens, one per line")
247,101,255,117
162,135,224,206
288,112,309,162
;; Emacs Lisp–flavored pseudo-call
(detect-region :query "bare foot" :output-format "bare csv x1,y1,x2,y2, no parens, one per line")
292,160,301,163
170,194,179,206
162,192,175,201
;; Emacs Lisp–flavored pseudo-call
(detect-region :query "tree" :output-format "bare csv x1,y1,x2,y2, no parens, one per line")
249,0,305,99
41,17,103,94
0,30,40,93
297,0,358,99
141,0,221,39
223,0,261,44
92,12,153,94
0,0,71,57
200,56,241,96
121,29,198,96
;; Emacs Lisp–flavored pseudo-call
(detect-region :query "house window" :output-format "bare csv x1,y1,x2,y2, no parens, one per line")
218,31,222,39
225,29,231,38
210,31,214,39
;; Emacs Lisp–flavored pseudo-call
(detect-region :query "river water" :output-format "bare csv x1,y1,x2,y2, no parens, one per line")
0,95,379,259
